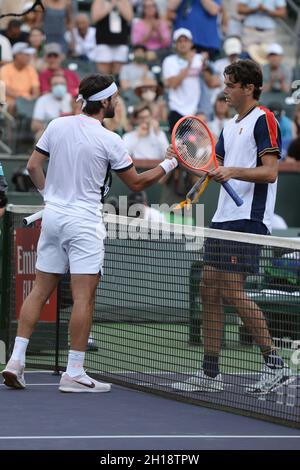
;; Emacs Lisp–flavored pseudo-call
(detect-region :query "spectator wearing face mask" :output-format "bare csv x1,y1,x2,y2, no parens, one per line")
31,73,72,141
119,44,155,106
134,76,168,122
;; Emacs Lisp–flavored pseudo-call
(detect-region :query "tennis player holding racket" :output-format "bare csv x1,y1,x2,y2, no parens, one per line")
172,59,294,395
2,74,178,393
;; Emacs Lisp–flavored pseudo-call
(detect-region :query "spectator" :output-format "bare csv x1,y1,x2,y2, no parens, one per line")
43,0,73,53
162,28,220,131
21,1,43,33
0,33,13,64
262,43,292,94
167,0,223,60
225,0,246,37
31,74,72,141
39,42,80,96
0,19,29,46
0,42,40,113
91,0,133,75
211,36,242,103
134,76,168,122
131,0,171,54
269,102,296,159
207,92,230,137
65,13,96,61
28,27,46,72
286,136,300,162
237,0,286,48
123,103,169,159
119,44,154,92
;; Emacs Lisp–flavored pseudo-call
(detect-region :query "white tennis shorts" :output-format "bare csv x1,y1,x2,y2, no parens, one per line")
36,208,106,275
92,44,129,63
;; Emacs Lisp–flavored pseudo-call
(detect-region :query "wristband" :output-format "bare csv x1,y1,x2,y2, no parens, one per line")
159,157,178,175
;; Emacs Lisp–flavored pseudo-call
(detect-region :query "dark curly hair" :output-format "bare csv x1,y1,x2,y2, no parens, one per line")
224,59,263,100
78,74,115,115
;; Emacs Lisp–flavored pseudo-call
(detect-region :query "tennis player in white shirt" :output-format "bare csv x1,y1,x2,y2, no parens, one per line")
2,74,178,393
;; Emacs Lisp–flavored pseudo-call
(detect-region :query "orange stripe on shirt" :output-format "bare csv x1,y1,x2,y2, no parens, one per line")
259,105,278,148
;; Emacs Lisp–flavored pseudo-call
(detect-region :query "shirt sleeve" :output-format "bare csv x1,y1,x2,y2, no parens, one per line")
35,121,55,156
109,134,134,172
215,130,225,162
254,113,281,159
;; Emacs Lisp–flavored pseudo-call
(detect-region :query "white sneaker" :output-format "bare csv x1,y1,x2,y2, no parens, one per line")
2,359,26,389
59,372,111,393
171,371,224,392
246,364,295,395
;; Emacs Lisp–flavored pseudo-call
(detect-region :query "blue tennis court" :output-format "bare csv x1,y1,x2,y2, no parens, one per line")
0,371,299,451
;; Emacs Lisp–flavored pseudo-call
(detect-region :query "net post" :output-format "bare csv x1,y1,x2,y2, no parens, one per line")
0,209,12,360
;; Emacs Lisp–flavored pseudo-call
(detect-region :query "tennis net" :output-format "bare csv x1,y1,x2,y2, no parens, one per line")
1,204,300,427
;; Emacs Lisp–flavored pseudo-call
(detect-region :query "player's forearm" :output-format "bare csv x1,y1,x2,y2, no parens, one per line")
166,67,189,89
26,164,45,191
201,0,221,16
124,166,166,192
237,4,258,15
229,166,277,184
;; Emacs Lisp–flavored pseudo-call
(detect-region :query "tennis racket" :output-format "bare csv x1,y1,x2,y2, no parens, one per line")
23,210,44,226
172,116,244,207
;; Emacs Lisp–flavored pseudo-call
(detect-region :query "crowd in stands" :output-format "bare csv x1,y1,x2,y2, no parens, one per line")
0,0,299,174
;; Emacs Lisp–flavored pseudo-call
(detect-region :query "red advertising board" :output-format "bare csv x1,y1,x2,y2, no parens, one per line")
15,227,57,322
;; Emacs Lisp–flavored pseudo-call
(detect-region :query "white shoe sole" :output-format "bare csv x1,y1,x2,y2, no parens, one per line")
59,385,111,393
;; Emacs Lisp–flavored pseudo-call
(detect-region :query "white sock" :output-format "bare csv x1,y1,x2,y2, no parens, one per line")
66,350,85,377
10,336,29,366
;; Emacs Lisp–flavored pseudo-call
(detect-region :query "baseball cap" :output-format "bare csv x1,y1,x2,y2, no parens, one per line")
44,42,63,56
267,43,284,56
223,37,242,56
12,42,35,56
173,28,193,42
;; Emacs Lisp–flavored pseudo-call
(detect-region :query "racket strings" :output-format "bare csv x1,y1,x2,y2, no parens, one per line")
174,118,213,168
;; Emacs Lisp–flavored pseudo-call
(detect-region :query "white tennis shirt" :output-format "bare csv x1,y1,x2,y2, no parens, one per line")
213,105,281,233
36,114,133,220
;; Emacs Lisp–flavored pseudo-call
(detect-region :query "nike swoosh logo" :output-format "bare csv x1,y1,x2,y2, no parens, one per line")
74,380,95,388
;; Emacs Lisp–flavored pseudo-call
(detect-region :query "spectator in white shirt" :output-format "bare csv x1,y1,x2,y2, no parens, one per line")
31,73,72,141
123,103,169,160
65,13,96,61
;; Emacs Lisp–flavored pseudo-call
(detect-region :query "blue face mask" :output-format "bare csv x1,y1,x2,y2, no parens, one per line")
52,84,67,99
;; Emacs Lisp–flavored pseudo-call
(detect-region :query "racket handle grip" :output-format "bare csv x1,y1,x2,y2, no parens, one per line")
222,182,244,207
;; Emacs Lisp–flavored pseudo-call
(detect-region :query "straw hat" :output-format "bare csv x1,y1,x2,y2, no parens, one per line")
247,43,268,65
134,77,162,97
